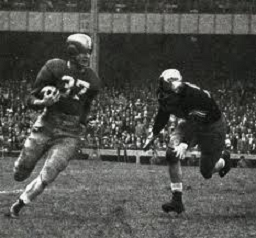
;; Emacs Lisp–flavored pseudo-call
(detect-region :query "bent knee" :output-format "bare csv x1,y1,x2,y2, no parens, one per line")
40,166,62,185
13,160,33,182
166,148,179,165
13,167,32,182
200,168,212,179
14,172,29,182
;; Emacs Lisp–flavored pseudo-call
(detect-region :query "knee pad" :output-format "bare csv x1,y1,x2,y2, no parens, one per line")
166,147,179,164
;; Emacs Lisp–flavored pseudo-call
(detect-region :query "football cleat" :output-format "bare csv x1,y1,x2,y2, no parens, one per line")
5,199,25,219
162,191,185,214
219,150,231,178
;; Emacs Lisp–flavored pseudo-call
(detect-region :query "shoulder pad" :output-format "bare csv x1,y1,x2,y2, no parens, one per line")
45,58,67,77
45,58,66,69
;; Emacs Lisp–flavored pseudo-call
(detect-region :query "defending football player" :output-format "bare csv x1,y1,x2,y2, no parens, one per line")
6,34,101,218
143,69,231,214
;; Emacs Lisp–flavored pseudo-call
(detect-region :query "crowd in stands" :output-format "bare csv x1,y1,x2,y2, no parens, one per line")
0,0,91,12
1,76,256,155
99,0,255,14
0,0,255,14
0,78,37,151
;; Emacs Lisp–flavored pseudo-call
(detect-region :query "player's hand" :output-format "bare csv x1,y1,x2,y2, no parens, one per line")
143,132,156,151
173,143,188,160
42,88,60,107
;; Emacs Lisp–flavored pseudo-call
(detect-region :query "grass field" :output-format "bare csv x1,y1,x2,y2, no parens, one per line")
1,157,256,238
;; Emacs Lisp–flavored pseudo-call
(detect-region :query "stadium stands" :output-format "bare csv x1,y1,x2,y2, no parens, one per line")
1,76,256,156
0,0,255,14
0,0,255,157
99,0,256,14
0,0,91,12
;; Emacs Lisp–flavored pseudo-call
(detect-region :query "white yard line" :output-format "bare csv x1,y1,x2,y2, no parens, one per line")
0,186,90,195
0,189,23,194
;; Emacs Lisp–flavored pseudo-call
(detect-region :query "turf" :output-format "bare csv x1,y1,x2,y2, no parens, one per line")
1,157,256,238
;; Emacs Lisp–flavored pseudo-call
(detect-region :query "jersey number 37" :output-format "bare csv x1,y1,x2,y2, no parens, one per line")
62,75,90,100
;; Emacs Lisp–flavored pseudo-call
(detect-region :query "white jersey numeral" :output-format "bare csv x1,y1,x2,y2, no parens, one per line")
76,79,90,95
61,76,90,100
62,75,75,89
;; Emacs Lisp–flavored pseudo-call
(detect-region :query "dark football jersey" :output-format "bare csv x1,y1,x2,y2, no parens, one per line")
153,82,221,135
27,59,101,125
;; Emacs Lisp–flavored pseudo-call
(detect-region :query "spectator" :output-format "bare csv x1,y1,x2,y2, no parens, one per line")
2,76,256,156
36,0,53,11
135,120,145,139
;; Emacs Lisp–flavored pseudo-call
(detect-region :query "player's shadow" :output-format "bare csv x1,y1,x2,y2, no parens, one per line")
185,210,256,221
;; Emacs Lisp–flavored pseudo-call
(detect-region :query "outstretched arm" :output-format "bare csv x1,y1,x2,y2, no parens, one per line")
143,108,170,151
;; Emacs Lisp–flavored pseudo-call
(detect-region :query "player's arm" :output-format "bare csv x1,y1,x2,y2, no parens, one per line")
143,107,170,151
172,119,189,160
80,69,101,126
152,108,170,136
79,89,99,126
26,61,59,110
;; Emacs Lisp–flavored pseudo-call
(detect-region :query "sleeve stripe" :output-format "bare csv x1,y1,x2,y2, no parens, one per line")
189,110,207,117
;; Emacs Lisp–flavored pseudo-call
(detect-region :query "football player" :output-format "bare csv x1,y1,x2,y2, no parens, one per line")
6,34,101,218
143,69,231,214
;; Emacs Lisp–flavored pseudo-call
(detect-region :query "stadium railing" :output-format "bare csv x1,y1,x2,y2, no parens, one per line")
1,149,255,164
80,148,256,164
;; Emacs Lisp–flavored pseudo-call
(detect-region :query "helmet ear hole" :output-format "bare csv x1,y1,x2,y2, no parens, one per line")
67,44,79,57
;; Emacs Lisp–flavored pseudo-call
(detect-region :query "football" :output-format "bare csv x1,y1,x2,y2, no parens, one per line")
40,86,57,98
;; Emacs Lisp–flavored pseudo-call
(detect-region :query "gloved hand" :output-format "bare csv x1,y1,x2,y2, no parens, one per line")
173,142,188,160
143,132,157,151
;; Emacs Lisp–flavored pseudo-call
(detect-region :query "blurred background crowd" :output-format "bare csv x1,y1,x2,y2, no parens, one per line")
1,76,256,155
0,0,255,14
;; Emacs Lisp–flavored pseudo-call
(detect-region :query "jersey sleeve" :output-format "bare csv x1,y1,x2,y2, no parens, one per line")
152,107,170,136
79,69,101,125
79,90,98,125
26,59,61,110
87,68,101,92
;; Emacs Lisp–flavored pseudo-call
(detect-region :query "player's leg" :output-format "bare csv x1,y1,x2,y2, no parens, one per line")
218,149,231,178
5,127,51,218
200,149,231,179
199,117,231,179
8,137,79,218
162,148,184,214
162,121,192,214
13,127,51,182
